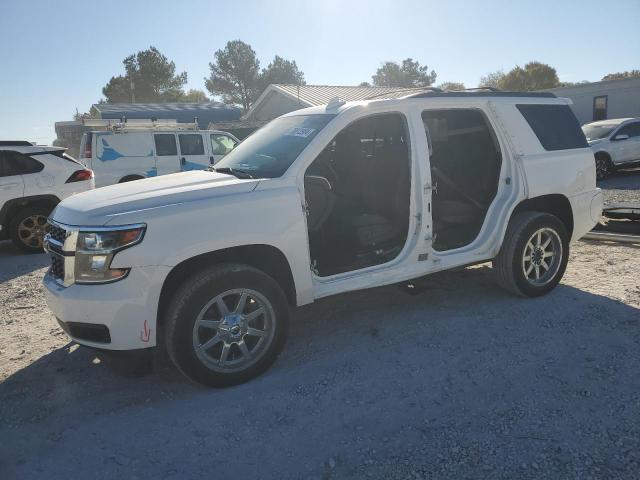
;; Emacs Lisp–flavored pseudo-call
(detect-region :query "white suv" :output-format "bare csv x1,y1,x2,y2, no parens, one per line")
0,142,94,252
43,90,603,386
582,118,640,179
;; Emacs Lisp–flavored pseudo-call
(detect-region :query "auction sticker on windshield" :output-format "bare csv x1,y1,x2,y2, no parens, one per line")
285,127,316,138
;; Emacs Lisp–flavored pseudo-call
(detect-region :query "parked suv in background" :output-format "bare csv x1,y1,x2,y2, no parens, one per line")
0,142,94,252
79,122,239,187
582,118,640,179
44,90,603,387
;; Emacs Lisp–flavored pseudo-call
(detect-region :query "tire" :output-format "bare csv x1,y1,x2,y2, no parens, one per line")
493,211,569,297
9,206,52,253
164,263,289,387
595,153,613,180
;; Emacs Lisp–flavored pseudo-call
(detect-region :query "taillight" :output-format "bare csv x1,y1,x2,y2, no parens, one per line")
66,169,94,183
82,133,93,158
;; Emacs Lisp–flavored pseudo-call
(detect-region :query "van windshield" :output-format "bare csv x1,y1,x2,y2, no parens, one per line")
582,124,616,141
214,114,335,178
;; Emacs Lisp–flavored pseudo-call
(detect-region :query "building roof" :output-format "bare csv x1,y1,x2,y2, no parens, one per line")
273,84,405,105
542,76,640,93
244,84,404,119
92,102,242,128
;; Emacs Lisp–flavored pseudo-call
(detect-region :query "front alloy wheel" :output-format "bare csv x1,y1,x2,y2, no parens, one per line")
595,155,612,180
165,264,289,387
192,289,276,373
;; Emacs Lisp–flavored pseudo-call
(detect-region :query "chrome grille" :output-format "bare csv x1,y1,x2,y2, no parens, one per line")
46,222,67,243
50,254,64,281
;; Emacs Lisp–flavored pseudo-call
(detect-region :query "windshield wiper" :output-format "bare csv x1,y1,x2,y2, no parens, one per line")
211,167,255,179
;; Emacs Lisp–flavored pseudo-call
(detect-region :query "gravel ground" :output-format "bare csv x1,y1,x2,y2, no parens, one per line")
598,166,640,204
1,171,639,479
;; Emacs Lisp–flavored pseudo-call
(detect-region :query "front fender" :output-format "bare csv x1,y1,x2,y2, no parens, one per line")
108,184,315,306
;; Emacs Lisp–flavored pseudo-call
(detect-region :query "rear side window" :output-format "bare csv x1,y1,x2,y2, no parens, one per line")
178,134,204,155
154,134,177,156
0,150,44,176
516,104,588,151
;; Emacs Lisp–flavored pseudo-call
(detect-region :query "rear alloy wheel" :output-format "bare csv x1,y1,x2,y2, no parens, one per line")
493,212,569,297
9,207,51,253
595,154,612,180
165,264,289,387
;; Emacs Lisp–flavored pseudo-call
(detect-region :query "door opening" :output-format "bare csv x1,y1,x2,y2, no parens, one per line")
304,113,411,277
422,109,502,251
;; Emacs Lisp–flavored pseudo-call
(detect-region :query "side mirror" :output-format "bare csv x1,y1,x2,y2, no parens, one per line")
613,134,629,141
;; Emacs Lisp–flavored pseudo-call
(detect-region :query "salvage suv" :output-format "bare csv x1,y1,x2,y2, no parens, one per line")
43,89,603,387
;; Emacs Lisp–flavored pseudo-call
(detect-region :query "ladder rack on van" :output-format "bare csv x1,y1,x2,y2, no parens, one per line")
82,118,200,132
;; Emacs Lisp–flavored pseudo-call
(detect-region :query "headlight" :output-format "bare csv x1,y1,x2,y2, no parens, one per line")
74,225,145,283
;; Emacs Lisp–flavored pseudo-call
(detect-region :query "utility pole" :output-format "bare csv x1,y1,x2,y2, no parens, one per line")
130,79,136,103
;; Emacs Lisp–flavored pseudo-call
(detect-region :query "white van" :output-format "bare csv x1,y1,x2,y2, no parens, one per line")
78,122,239,187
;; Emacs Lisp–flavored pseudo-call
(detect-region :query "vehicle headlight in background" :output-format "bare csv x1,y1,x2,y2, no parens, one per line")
75,225,145,283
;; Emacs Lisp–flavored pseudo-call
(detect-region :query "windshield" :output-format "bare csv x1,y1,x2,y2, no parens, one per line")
214,114,336,178
582,124,616,141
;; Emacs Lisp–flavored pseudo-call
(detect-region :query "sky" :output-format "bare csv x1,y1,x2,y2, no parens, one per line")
0,0,638,144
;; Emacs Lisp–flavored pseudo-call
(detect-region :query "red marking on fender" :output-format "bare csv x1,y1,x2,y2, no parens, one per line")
139,320,151,343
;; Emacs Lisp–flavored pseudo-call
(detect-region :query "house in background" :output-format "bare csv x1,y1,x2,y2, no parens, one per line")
210,84,405,138
541,77,640,125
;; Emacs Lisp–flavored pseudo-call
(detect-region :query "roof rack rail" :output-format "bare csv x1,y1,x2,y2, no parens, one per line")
82,118,201,132
0,140,34,146
405,90,557,99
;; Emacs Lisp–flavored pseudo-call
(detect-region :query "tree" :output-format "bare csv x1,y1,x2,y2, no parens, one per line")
102,46,187,103
358,81,372,87
372,58,437,88
479,70,505,89
498,62,560,91
180,89,209,103
602,70,640,81
257,55,305,94
205,40,260,111
437,81,465,91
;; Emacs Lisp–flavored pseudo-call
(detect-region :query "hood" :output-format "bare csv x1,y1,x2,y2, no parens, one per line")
52,170,259,226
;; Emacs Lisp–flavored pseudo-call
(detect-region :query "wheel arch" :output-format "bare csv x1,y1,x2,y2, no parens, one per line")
157,244,297,327
594,150,612,162
0,194,60,234
119,174,145,183
511,194,574,238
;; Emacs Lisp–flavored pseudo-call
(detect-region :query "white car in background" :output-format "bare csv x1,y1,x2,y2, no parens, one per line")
582,118,640,179
78,123,239,187
0,141,94,252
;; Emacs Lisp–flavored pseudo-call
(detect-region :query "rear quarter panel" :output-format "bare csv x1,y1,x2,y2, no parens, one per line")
93,132,155,187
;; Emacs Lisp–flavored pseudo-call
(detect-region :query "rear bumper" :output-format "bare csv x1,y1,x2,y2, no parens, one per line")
44,265,170,350
569,188,603,241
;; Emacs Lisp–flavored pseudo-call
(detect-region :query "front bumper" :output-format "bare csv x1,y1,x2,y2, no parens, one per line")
44,265,170,350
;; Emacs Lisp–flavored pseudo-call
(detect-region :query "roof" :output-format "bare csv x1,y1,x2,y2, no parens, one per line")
92,102,242,128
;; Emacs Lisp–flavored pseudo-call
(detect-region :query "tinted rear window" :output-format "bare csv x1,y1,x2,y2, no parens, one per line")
516,104,588,151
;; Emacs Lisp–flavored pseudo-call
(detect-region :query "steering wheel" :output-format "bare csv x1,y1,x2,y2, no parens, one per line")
431,166,486,211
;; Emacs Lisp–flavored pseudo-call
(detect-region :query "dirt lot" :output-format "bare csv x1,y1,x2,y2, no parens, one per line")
1,171,639,479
